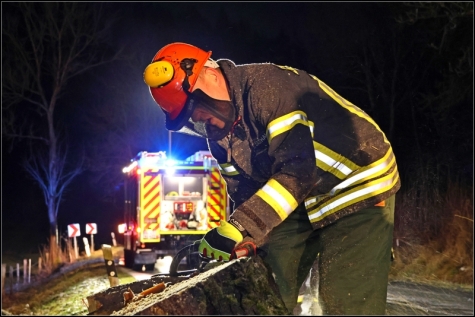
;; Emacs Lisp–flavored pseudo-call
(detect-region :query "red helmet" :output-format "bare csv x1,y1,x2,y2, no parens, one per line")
143,43,212,130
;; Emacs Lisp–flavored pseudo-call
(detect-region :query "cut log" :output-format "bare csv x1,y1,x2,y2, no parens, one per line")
86,256,290,315
86,276,185,315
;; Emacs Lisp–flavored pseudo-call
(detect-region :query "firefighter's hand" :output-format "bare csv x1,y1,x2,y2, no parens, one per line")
199,220,243,261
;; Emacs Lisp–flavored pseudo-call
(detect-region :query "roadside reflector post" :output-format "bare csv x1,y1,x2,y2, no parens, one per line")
102,244,119,287
16,263,19,284
83,237,91,257
111,232,117,247
23,259,27,284
28,259,31,283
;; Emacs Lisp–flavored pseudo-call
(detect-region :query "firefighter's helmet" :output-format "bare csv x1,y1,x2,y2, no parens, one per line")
143,43,212,130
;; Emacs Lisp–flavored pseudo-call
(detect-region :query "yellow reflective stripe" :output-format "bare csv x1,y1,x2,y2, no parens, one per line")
305,194,327,209
314,141,360,179
308,121,314,138
308,165,399,222
218,163,239,176
256,179,298,220
330,147,395,195
309,74,389,144
305,147,396,210
276,65,299,75
267,111,310,143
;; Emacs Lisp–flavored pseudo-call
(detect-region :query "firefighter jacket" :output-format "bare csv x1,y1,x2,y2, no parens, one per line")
207,59,401,244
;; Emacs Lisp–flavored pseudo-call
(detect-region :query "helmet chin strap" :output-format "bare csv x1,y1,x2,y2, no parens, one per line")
229,116,242,137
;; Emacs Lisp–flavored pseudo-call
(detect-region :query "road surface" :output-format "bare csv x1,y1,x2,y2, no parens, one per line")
386,281,473,315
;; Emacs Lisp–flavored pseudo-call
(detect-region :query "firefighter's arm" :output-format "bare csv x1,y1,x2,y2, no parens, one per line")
229,123,317,243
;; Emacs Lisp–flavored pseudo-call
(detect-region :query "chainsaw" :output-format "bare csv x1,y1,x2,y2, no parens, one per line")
153,240,260,278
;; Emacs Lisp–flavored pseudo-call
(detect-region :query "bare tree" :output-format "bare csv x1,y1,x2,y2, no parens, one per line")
394,2,473,177
2,2,123,264
346,27,421,142
343,2,472,161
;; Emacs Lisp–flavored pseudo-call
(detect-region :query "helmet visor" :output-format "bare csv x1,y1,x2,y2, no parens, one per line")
174,89,236,140
164,93,196,131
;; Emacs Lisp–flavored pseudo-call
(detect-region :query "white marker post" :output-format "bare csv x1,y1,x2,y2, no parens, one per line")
83,237,91,257
28,259,31,283
68,223,81,259
111,232,117,247
23,259,27,284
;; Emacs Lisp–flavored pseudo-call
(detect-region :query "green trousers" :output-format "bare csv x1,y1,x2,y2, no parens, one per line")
262,195,395,315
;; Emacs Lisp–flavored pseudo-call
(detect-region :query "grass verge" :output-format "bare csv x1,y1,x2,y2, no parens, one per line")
391,178,473,290
1,264,135,316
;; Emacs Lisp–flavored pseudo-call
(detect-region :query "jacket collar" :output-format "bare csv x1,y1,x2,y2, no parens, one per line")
216,59,247,140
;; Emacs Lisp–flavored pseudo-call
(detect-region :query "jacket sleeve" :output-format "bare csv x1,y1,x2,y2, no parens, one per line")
230,65,319,244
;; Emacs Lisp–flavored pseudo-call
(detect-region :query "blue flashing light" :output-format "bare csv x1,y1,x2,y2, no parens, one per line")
166,159,176,166
165,166,176,175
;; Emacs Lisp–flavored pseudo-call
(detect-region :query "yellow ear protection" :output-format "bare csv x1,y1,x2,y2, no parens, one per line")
143,60,175,88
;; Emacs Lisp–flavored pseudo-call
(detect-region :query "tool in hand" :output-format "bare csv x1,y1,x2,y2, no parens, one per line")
154,239,261,278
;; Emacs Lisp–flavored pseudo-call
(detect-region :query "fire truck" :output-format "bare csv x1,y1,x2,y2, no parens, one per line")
120,150,229,271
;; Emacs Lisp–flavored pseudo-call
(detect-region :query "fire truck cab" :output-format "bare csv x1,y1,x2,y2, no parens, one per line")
121,150,228,271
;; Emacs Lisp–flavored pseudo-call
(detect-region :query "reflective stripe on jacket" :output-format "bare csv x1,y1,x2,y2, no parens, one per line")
208,60,401,243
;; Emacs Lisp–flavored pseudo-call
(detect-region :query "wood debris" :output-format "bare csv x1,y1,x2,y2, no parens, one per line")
122,282,166,306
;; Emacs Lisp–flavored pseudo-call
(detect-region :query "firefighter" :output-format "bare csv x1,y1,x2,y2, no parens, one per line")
143,42,401,315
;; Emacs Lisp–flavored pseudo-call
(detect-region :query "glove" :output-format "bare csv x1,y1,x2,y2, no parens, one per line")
199,219,244,261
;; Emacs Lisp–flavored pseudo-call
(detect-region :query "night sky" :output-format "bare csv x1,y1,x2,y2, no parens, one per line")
2,2,473,253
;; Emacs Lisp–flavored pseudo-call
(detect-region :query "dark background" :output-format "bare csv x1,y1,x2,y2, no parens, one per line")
2,2,473,253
